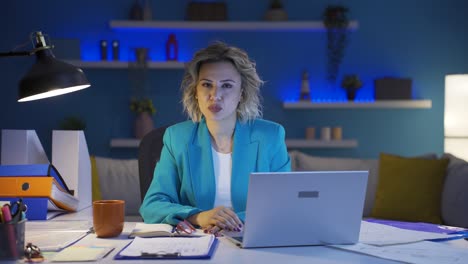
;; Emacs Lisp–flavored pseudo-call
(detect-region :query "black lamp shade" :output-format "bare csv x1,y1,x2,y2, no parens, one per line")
18,48,90,102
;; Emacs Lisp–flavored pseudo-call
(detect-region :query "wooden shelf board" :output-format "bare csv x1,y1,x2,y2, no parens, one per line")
110,138,141,148
66,60,185,69
109,20,359,31
285,139,358,148
283,100,432,109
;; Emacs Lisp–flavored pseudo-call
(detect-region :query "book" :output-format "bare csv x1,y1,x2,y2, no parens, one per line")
128,223,206,238
115,235,217,259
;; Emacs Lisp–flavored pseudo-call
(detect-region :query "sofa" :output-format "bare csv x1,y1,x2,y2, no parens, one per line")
91,151,468,228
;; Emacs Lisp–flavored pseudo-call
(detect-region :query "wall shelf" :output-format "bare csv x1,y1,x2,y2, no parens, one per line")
286,139,358,148
109,20,359,32
66,60,185,69
283,100,432,109
110,138,140,148
110,138,357,149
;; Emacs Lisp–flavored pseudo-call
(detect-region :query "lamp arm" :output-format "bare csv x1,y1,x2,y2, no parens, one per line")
0,51,34,57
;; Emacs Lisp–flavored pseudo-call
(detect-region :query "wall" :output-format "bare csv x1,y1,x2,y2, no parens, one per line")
1,0,468,159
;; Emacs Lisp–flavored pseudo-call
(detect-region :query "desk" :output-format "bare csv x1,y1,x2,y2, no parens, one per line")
33,208,466,264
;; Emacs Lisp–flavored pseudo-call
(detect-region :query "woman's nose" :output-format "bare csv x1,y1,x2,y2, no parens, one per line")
210,87,222,100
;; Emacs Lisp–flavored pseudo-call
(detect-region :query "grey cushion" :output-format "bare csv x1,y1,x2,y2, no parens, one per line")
441,153,468,228
94,156,140,216
290,151,378,217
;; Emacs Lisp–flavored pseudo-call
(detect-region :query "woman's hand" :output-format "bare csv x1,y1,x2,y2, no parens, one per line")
187,206,242,233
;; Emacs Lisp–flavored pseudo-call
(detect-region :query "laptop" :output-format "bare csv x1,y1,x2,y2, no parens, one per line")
224,171,368,248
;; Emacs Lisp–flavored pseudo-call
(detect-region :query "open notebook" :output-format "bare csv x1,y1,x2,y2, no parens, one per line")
128,223,206,238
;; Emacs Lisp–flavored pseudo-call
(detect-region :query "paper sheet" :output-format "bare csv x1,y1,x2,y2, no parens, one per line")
26,230,90,251
26,221,92,251
360,221,455,246
119,235,215,257
331,241,468,264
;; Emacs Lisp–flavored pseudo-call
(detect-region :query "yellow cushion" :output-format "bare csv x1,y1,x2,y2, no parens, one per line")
90,156,102,201
371,153,449,224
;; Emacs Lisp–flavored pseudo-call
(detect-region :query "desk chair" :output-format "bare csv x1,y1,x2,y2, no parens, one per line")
138,126,168,202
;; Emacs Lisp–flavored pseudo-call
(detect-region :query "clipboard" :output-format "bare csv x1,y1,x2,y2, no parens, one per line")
113,237,218,260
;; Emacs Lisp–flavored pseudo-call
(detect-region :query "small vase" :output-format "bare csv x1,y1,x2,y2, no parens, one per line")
345,88,358,101
264,8,288,21
142,0,152,21
134,112,154,139
129,0,143,20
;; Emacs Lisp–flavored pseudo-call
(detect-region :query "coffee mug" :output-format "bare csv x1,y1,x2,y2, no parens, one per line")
93,200,125,238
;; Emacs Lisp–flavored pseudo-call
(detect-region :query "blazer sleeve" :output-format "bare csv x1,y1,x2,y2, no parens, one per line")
139,128,202,225
270,124,291,172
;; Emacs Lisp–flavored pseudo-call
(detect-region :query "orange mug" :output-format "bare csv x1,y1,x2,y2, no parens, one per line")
93,200,125,238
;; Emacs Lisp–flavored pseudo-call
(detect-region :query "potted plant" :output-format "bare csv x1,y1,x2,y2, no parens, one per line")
59,116,86,130
323,5,349,85
264,0,288,21
341,74,363,101
130,98,156,139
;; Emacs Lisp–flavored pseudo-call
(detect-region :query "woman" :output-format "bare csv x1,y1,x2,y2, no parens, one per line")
140,42,290,234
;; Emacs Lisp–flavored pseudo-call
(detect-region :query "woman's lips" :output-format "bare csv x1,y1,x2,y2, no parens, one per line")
208,104,222,113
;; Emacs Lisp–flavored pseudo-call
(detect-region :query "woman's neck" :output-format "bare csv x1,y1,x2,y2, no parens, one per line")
206,117,236,154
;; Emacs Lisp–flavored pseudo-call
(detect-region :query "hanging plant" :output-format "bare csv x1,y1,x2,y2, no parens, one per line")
323,5,349,85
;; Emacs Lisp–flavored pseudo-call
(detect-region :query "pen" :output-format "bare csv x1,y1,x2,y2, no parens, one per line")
1,204,19,258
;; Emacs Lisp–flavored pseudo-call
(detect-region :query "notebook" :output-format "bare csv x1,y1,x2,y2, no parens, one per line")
224,171,368,248
128,223,206,238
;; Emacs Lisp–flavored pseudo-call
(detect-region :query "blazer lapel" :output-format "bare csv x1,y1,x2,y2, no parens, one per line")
187,119,216,210
231,121,258,212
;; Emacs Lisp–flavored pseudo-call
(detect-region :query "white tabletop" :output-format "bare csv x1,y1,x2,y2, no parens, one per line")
34,207,407,263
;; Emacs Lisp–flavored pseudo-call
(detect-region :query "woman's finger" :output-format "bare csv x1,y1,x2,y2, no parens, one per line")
222,208,243,228
203,224,214,234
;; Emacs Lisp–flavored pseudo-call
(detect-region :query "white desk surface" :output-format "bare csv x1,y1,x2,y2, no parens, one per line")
34,207,466,264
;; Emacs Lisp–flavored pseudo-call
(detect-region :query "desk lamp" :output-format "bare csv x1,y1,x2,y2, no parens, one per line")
0,31,90,102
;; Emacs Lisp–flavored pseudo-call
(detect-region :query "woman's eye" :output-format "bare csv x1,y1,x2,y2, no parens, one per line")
222,83,233,89
201,82,212,88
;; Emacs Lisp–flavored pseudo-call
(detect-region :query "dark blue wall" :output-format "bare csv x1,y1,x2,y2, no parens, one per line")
2,0,468,159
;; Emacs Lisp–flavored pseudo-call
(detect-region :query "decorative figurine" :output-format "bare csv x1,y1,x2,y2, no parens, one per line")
300,70,311,100
100,40,108,60
112,40,119,61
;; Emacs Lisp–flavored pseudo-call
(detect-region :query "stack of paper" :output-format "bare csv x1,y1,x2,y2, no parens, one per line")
359,221,456,246
329,221,468,264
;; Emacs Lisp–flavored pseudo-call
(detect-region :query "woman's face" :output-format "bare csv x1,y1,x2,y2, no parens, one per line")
196,61,242,122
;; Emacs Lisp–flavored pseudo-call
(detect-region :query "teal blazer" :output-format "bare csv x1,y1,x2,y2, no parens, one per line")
140,118,291,225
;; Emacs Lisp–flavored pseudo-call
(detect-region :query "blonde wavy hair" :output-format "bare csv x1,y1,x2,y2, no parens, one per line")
181,42,263,123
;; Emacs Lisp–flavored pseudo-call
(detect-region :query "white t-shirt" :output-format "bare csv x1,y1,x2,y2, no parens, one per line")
211,146,232,208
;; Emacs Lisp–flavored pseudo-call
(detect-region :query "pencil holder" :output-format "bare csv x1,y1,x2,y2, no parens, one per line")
0,220,26,260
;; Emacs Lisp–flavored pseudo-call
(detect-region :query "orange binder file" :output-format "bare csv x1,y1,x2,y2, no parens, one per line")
0,177,77,211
